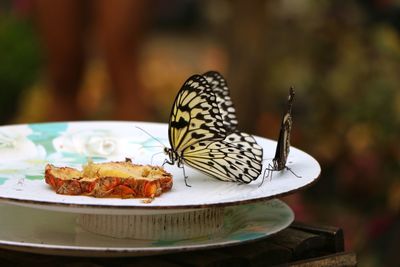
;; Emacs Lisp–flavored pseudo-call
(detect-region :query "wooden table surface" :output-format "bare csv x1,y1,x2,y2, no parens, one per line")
0,221,356,267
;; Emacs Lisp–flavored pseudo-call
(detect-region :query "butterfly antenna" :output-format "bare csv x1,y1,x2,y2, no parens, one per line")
141,145,164,149
287,87,295,114
135,126,166,147
150,151,164,165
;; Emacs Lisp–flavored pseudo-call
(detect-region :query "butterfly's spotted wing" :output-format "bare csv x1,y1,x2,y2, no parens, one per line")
183,132,263,183
166,73,263,185
168,74,226,152
202,71,238,133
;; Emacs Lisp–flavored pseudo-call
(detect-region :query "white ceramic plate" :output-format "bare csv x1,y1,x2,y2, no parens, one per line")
0,199,294,257
0,121,320,214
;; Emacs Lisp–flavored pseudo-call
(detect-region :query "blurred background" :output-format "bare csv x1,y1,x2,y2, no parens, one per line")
1,0,399,265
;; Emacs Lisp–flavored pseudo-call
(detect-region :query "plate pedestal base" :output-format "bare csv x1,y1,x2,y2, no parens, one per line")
77,207,225,240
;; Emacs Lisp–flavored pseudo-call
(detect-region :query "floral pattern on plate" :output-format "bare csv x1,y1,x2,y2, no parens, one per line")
0,121,320,214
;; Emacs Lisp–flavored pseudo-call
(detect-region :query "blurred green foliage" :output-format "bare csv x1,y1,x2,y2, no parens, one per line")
0,14,41,123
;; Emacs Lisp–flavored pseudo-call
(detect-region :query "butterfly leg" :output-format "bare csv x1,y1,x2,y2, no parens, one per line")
162,158,192,187
162,158,173,166
181,164,191,187
285,166,302,178
259,168,268,187
176,161,191,187
259,164,274,187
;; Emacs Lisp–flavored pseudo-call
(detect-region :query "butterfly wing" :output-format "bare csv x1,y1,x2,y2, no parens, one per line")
169,75,226,153
273,87,295,170
183,132,263,183
202,71,238,132
273,113,292,170
168,73,263,184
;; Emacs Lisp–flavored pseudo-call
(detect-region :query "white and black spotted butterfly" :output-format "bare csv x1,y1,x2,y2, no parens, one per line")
164,73,263,186
262,87,301,184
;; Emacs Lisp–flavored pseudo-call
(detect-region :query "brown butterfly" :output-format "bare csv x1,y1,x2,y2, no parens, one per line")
261,87,301,185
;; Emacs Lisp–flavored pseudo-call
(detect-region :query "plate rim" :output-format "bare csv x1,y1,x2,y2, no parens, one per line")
0,176,319,212
0,121,321,213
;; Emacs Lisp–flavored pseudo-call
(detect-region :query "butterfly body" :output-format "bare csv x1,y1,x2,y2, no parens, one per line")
163,147,182,167
165,72,263,186
262,87,300,184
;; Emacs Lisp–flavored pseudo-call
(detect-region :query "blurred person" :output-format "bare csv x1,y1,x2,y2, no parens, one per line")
33,0,151,121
